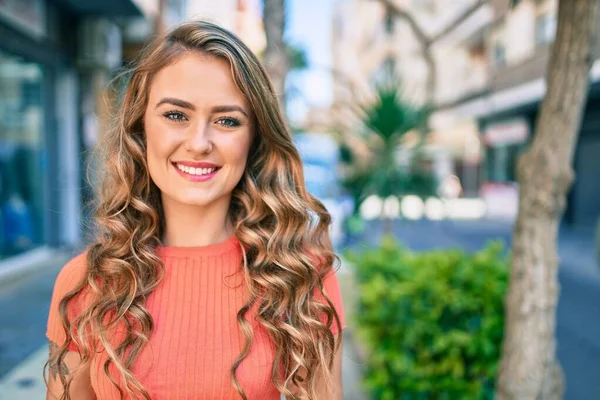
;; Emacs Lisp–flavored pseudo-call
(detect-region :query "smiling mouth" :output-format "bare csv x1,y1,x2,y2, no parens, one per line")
173,162,221,176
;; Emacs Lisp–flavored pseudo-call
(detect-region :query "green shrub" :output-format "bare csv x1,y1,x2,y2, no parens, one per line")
345,236,509,400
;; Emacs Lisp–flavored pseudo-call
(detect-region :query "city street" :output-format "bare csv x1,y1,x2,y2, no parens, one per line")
0,219,598,399
1,0,599,399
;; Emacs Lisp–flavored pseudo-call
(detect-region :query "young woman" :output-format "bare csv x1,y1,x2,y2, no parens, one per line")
45,21,345,400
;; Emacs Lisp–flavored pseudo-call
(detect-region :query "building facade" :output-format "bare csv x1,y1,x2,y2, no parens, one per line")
332,0,600,225
0,0,145,262
434,0,600,226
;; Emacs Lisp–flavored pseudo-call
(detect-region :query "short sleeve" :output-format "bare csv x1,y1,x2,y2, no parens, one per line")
46,252,89,352
315,268,347,335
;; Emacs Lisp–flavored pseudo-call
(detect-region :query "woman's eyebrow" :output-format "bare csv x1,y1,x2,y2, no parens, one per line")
211,105,249,118
155,97,196,110
155,99,248,118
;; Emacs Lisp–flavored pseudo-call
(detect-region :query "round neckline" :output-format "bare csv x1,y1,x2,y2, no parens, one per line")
156,234,240,257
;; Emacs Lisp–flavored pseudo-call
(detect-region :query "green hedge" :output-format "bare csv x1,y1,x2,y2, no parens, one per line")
345,236,509,400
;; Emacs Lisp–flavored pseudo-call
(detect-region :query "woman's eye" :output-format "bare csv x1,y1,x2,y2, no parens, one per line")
216,117,241,128
163,111,188,122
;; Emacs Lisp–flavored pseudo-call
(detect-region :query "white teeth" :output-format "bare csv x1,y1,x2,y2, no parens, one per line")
176,164,217,176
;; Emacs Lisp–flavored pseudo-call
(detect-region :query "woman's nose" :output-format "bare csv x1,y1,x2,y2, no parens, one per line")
184,123,213,154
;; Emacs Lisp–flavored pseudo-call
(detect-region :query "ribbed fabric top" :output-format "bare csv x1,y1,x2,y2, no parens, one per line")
46,236,346,399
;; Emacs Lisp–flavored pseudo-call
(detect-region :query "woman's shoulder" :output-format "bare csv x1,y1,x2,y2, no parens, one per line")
47,251,91,350
53,251,89,295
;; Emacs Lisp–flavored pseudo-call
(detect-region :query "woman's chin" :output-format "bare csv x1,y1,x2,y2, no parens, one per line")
165,190,216,208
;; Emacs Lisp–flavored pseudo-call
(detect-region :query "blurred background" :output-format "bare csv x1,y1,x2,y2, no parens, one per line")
0,0,599,399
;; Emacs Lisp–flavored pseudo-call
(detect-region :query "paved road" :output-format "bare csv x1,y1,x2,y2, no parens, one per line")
345,219,600,400
0,261,65,379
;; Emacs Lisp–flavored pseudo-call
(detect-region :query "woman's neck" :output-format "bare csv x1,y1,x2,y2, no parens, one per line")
160,194,234,247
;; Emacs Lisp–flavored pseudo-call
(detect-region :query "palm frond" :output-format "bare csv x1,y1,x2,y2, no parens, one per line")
362,81,426,144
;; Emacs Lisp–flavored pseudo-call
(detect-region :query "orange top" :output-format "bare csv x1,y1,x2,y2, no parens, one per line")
46,235,346,399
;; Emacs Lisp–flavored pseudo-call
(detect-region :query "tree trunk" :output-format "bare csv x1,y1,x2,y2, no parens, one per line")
262,0,289,108
155,0,166,35
496,1,600,399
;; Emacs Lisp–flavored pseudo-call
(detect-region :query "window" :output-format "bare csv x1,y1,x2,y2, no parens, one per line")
485,143,526,182
535,12,557,46
0,50,45,259
493,42,506,67
488,24,506,68
384,8,394,34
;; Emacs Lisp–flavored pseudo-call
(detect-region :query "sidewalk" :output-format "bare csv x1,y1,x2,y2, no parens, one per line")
0,247,69,288
0,346,48,399
337,263,370,400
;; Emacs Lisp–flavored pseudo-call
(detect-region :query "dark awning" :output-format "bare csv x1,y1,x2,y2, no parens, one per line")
54,0,143,17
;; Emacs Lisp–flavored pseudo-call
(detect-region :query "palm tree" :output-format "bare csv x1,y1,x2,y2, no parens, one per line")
341,82,429,235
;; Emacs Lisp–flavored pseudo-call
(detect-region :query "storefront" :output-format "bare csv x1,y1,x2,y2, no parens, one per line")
0,0,142,262
478,96,600,227
0,0,52,260
479,117,531,220
482,117,531,182
0,49,45,257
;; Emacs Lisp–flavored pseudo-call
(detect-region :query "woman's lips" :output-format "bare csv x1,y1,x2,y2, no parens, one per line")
172,162,221,182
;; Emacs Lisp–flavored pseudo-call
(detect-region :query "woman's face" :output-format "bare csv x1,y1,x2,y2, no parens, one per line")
144,52,254,209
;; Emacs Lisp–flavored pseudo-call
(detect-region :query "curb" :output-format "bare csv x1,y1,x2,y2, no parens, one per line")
0,248,74,287
0,247,56,283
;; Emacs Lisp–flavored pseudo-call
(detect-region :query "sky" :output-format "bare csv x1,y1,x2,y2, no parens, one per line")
285,0,336,123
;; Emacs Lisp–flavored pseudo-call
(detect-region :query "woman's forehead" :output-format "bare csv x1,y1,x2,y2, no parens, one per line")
148,52,250,112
